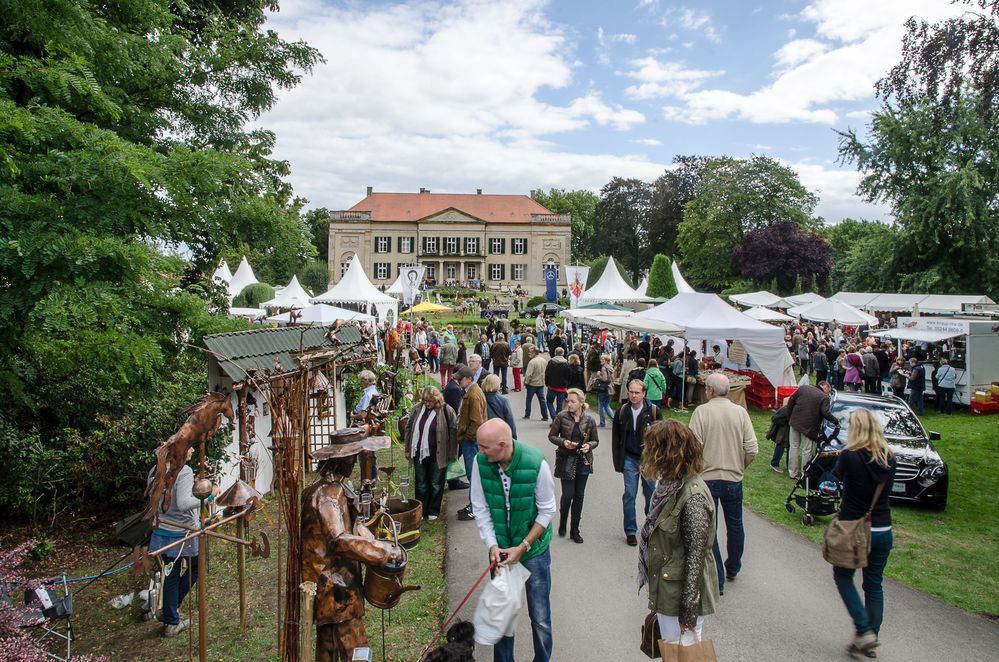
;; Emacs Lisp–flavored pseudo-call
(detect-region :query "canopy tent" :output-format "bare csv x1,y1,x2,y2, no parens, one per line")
212,260,233,286
870,327,964,344
311,255,398,324
228,306,266,320
228,256,259,300
261,275,313,310
831,291,880,308
635,276,649,298
742,306,795,322
578,257,652,304
790,299,879,326
864,293,928,312
403,301,453,314
575,302,631,311
561,309,684,335
266,303,375,326
635,292,795,387
386,273,404,297
672,261,695,293
729,291,791,309
784,292,826,307
917,294,995,314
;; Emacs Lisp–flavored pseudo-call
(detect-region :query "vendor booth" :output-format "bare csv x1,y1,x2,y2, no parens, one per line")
311,255,398,324
872,317,999,406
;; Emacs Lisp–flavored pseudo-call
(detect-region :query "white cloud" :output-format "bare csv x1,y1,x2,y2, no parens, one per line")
676,8,722,43
752,144,774,151
788,161,892,221
631,138,664,146
659,0,963,125
621,57,723,99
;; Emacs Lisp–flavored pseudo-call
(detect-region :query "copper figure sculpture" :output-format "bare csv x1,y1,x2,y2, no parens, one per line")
301,433,403,662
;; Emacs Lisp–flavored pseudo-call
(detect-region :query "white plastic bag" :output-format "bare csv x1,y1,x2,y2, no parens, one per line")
473,563,531,645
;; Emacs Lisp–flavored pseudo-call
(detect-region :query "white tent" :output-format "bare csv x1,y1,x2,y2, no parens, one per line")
228,256,259,300
311,255,398,323
791,299,879,326
635,292,795,387
635,275,649,297
386,273,404,297
562,309,684,335
742,306,795,322
784,292,826,307
266,303,375,326
729,291,791,309
579,257,652,304
672,261,695,293
864,293,927,312
228,306,266,320
212,260,233,286
917,294,995,314
831,292,880,308
261,275,313,310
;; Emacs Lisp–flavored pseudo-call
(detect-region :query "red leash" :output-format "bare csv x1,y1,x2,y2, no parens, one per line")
416,559,498,660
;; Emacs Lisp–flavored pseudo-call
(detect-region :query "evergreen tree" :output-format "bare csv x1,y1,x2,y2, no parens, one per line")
646,254,678,299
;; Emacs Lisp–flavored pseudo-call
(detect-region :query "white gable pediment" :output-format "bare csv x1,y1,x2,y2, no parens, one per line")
421,207,485,224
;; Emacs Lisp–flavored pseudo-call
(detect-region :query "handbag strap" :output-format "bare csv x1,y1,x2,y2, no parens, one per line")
865,482,887,520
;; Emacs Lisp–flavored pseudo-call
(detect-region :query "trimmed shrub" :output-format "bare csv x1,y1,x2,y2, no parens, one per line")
232,282,274,308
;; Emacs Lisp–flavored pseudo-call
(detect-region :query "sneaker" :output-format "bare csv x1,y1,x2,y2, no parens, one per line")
852,631,878,654
456,505,475,521
626,534,638,546
770,465,782,474
163,619,189,637
449,480,470,490
726,572,738,581
428,514,439,521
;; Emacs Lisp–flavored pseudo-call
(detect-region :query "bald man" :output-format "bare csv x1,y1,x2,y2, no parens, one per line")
470,419,556,662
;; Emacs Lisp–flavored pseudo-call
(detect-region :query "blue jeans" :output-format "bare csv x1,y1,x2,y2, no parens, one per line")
771,443,788,468
545,389,566,418
908,389,924,415
460,441,479,487
833,530,893,635
597,393,614,425
493,365,508,391
149,533,198,626
705,480,744,590
493,548,552,662
525,386,548,420
622,454,655,536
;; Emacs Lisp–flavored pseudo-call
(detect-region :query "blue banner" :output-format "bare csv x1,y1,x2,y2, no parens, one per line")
544,266,557,302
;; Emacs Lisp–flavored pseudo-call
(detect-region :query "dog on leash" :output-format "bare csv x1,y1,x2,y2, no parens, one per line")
421,621,475,662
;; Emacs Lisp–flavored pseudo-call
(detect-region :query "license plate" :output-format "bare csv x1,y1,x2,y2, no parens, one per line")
891,481,907,495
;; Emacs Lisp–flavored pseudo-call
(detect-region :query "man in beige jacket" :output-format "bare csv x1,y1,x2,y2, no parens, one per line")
456,365,487,520
688,373,758,596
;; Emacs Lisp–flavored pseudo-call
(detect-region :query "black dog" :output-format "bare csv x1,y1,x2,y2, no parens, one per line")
421,620,475,662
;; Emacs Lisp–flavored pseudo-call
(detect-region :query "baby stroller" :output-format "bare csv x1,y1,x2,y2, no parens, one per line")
785,432,844,526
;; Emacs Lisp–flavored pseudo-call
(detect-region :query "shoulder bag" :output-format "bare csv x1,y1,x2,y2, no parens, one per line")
822,482,886,569
641,610,662,659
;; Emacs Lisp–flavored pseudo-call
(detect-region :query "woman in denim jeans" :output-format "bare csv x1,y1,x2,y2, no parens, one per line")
832,409,896,659
595,354,615,426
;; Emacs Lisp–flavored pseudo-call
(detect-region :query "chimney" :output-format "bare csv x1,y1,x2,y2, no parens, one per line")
366,186,373,196
530,189,536,199
419,187,428,194
476,188,482,195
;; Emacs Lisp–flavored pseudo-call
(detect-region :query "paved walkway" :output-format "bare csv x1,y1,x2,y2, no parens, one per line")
440,368,999,661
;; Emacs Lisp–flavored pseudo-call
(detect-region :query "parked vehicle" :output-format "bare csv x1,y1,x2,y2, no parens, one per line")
480,305,513,320
520,302,564,319
825,391,948,508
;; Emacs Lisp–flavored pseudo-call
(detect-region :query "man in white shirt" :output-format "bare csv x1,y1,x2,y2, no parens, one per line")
470,419,556,662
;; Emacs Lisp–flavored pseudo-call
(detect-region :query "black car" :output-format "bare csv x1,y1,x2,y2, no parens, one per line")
825,391,948,509
520,302,564,319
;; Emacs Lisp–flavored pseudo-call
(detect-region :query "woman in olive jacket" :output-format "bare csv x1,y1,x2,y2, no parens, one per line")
404,385,458,520
548,388,599,543
638,420,719,647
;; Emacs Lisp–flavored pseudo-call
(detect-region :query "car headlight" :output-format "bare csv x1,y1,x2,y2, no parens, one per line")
918,464,946,479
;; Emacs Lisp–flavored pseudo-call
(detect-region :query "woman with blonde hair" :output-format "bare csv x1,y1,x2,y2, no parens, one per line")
832,409,896,658
404,385,458,521
638,420,719,646
548,388,599,543
481,373,517,438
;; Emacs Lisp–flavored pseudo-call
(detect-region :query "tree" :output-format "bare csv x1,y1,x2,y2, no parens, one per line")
586,255,633,288
731,220,832,295
0,1,319,518
303,207,333,261
646,254,678,299
592,178,651,282
232,282,275,308
531,188,599,261
822,219,899,291
677,156,819,291
298,259,329,295
648,156,707,260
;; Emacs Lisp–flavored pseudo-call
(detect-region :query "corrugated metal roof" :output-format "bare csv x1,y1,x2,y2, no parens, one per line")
204,325,371,382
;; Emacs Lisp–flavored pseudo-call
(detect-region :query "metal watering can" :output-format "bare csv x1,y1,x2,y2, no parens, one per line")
363,512,421,609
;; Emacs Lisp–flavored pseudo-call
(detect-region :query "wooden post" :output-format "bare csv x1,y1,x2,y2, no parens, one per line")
299,582,317,662
236,383,250,637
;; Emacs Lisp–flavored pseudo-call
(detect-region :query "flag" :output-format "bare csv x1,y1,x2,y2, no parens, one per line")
400,266,426,306
544,266,558,302
564,265,589,309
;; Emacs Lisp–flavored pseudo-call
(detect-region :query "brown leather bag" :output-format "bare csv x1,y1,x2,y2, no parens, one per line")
641,611,661,659
822,482,886,569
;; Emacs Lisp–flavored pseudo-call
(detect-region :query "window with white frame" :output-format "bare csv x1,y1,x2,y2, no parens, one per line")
374,262,390,279
466,264,477,280
490,264,504,280
512,238,527,254
444,236,458,254
375,236,390,253
489,238,504,254
425,264,435,280
446,263,456,279
466,237,479,254
423,236,438,254
399,236,413,253
512,264,526,280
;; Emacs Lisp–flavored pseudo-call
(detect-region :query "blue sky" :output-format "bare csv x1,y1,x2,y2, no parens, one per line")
259,0,964,222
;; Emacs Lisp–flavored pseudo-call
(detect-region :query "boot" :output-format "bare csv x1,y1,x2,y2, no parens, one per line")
557,511,568,537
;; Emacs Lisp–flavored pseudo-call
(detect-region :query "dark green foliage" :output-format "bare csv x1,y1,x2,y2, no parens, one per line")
646,254,677,299
592,178,650,282
232,282,275,308
531,189,599,261
526,295,547,308
298,259,329,294
303,207,333,261
648,156,706,259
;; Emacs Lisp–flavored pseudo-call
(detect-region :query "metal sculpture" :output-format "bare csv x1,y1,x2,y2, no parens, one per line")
142,391,234,521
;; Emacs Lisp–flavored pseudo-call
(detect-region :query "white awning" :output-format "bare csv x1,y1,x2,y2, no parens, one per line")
871,328,964,343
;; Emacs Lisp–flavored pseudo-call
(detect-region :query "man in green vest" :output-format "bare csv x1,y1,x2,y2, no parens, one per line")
470,418,556,662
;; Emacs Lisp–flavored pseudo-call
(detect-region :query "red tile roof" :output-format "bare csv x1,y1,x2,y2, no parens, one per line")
347,192,555,223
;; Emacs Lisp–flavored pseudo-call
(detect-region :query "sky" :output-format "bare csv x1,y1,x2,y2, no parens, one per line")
258,0,966,223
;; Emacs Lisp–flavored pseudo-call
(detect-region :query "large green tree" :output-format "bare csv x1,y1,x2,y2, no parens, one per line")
647,155,706,260
0,0,320,517
823,219,901,292
676,156,819,291
592,178,650,282
531,188,599,261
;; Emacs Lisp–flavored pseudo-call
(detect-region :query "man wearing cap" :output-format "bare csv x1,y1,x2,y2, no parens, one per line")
471,419,556,662
302,434,403,662
456,365,487,520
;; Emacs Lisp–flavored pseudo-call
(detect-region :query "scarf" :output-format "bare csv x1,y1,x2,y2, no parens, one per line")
415,408,437,463
637,478,683,591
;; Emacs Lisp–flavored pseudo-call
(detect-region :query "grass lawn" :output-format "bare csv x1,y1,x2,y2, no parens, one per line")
16,456,450,661
596,395,999,617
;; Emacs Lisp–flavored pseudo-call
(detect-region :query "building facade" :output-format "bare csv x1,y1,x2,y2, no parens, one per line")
327,188,572,294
